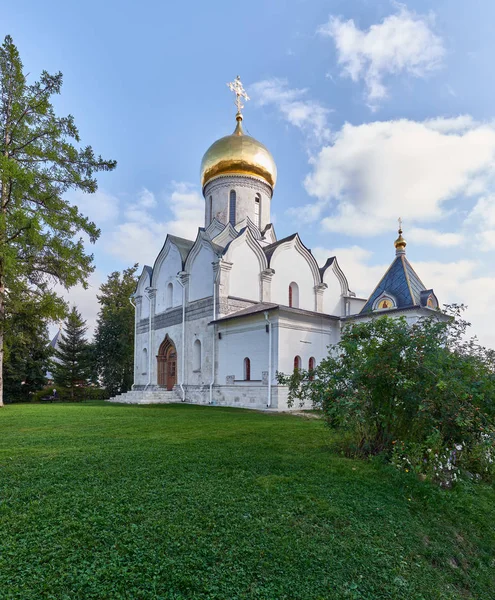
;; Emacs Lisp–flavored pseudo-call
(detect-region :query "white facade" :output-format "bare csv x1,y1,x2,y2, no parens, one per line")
114,116,442,411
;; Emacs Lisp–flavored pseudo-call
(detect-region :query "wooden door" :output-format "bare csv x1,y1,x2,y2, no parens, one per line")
166,348,177,391
157,356,166,387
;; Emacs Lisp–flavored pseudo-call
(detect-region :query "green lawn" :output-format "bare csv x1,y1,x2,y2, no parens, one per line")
0,402,494,599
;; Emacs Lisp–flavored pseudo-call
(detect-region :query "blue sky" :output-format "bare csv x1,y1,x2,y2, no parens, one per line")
5,0,495,344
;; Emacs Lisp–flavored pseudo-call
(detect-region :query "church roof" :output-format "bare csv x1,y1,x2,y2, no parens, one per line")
49,329,61,349
210,302,340,324
262,234,298,264
168,235,195,266
360,253,427,313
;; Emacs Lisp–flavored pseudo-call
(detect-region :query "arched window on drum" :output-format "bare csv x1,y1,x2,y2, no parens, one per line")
229,190,236,226
254,193,261,228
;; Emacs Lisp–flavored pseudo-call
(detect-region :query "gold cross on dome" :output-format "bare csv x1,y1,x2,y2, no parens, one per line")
227,75,250,115
398,216,403,232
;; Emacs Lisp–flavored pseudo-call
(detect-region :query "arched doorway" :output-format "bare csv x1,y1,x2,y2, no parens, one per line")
157,336,177,390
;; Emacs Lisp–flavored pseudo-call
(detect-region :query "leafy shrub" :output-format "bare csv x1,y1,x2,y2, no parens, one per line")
278,305,495,485
31,386,109,402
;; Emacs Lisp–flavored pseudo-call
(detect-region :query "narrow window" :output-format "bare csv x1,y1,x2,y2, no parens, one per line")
254,193,261,228
229,190,236,226
294,356,301,372
142,348,148,375
289,282,299,308
193,339,201,371
208,195,213,225
244,357,251,381
308,357,315,380
166,282,173,308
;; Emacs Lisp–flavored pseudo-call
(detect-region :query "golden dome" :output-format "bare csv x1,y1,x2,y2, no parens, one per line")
394,226,407,253
200,114,277,189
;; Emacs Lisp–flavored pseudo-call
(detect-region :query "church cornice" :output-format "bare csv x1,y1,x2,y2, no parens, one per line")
203,174,273,199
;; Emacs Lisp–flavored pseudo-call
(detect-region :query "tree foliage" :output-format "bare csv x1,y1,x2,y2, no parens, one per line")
278,306,495,485
3,306,51,402
94,265,138,396
0,35,116,405
52,306,90,399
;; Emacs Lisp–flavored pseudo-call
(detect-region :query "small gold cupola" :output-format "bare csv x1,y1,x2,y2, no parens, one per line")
394,217,407,255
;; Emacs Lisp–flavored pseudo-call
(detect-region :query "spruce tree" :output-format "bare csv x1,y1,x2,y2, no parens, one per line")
4,307,51,402
95,265,138,396
0,35,116,406
52,307,89,399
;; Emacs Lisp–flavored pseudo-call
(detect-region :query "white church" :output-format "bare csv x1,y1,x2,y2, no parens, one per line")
111,78,440,410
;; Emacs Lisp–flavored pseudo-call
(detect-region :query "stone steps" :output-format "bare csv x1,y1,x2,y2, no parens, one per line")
107,389,181,405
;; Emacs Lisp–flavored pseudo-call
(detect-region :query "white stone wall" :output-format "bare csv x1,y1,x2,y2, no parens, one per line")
154,245,182,313
188,244,215,302
277,312,338,376
217,317,270,384
226,242,261,302
270,247,317,311
204,176,272,231
323,267,344,316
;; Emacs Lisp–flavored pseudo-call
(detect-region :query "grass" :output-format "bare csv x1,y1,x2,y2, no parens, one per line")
0,402,494,600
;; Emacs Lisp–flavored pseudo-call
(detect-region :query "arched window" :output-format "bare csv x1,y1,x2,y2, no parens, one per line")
294,355,301,372
289,282,299,308
254,193,261,228
142,348,148,375
166,282,173,308
308,357,315,380
244,357,251,381
229,190,236,226
193,339,201,371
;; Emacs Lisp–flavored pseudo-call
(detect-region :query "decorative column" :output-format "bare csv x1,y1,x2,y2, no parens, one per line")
145,287,157,386
314,283,328,313
260,268,275,303
176,272,189,389
134,296,143,382
214,259,233,317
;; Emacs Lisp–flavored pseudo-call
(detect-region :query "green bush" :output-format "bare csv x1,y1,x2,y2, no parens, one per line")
31,386,109,402
278,305,495,486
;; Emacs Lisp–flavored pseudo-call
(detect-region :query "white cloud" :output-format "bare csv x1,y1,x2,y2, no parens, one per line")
319,5,445,107
302,116,495,236
138,187,157,209
313,244,386,298
408,227,464,248
49,271,104,340
250,78,331,142
69,189,120,224
107,182,204,265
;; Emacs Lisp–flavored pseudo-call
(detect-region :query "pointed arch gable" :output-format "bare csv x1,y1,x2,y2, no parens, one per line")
268,234,320,287
223,227,268,272
184,229,222,273
321,256,354,296
222,228,267,301
205,217,225,240
212,222,238,247
135,265,153,296
185,230,222,302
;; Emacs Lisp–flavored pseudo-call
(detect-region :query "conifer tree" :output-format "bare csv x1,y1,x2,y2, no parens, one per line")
94,265,138,396
4,307,51,402
0,35,116,406
52,307,89,399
